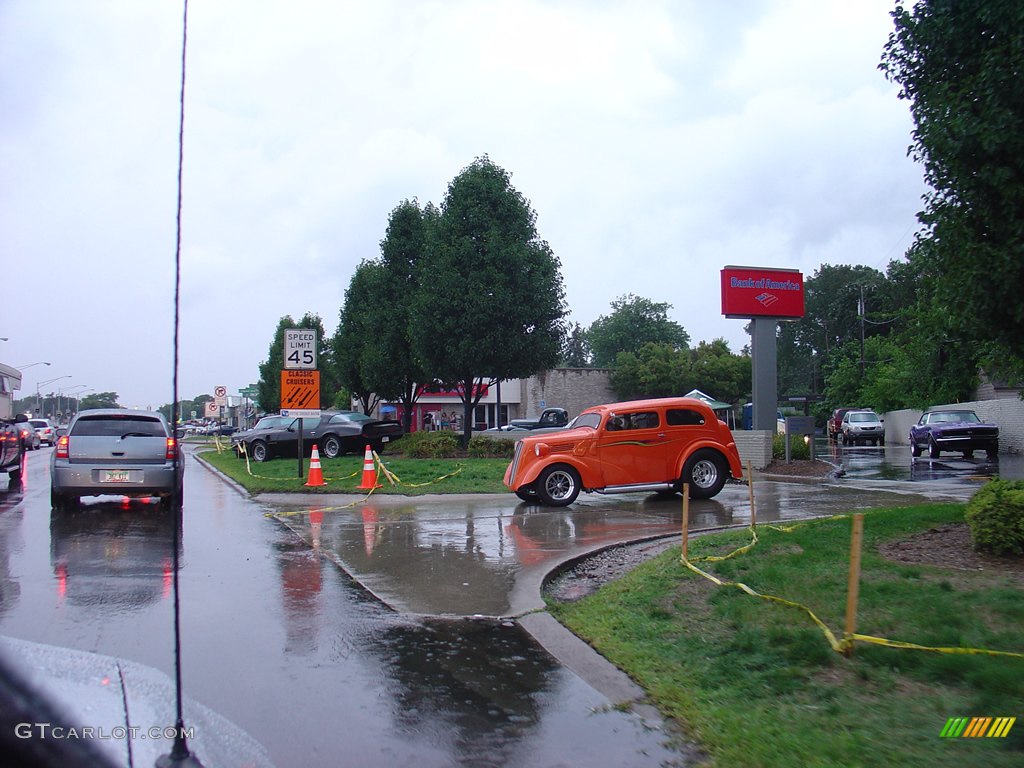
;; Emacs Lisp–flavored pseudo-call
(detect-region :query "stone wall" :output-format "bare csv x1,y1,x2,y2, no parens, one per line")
733,430,774,471
520,368,616,420
883,399,1024,454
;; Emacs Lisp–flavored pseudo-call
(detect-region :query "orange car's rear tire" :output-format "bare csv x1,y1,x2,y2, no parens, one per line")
683,450,727,500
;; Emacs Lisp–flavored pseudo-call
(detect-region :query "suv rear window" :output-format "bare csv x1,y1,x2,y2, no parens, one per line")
71,416,166,437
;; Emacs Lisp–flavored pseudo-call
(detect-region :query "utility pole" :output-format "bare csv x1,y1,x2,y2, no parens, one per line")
858,286,866,379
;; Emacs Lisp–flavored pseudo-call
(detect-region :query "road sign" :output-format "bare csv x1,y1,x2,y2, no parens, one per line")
205,401,219,417
214,384,228,407
281,370,320,412
284,329,317,370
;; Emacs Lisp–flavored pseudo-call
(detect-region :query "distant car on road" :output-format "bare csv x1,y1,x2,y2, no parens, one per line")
50,408,184,512
14,420,40,450
909,409,999,459
840,410,884,446
504,396,743,506
29,417,57,446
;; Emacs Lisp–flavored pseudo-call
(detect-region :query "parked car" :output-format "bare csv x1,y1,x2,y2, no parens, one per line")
840,410,885,446
504,396,744,506
50,408,184,511
1,415,27,482
231,414,320,461
231,411,403,461
909,409,999,459
827,407,854,442
508,408,570,430
29,417,57,446
315,411,403,458
14,421,40,450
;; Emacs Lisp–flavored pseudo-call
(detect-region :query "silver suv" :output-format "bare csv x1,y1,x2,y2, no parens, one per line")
840,410,885,446
29,418,56,446
50,409,184,512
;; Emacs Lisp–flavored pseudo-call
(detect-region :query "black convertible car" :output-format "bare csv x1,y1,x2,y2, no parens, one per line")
232,411,403,461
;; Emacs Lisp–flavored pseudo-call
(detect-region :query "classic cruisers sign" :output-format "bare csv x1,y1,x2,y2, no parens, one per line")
720,266,805,319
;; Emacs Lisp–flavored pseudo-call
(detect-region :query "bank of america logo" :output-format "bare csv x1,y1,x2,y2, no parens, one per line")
754,292,779,307
940,716,1015,738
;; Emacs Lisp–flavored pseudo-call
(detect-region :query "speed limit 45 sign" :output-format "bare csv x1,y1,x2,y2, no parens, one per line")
284,329,317,370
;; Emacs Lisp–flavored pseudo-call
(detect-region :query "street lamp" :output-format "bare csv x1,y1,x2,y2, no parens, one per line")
37,375,72,418
72,389,94,417
16,361,51,370
58,384,88,423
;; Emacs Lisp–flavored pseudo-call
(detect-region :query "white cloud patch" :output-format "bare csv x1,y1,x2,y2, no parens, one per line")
1,0,926,406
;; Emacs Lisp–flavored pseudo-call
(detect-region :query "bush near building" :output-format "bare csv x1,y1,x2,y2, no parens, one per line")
965,479,1024,555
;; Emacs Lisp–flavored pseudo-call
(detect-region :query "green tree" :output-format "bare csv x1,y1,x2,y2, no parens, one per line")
777,264,891,399
689,338,751,406
332,263,385,415
609,342,688,399
560,322,592,367
258,318,293,414
371,199,433,431
881,0,1024,360
80,392,120,410
587,294,689,368
159,394,214,424
409,156,567,445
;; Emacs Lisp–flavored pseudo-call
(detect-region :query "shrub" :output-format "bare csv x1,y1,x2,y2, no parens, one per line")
772,433,810,460
467,435,515,459
399,431,460,459
964,479,1024,556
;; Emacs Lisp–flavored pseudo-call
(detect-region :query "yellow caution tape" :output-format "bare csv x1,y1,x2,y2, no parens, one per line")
372,451,464,488
681,521,1024,659
690,526,760,563
846,633,1024,659
681,554,847,653
265,451,462,517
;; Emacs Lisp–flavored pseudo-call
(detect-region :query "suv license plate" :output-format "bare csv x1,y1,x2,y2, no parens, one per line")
100,470,138,483
382,436,389,443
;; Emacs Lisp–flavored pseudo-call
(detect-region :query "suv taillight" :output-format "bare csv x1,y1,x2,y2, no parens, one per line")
55,435,69,459
166,437,179,460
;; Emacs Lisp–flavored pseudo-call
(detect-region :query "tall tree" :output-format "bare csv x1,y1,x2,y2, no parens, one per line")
560,322,592,367
409,156,567,445
689,339,751,406
332,262,386,415
881,0,1024,359
80,392,120,410
587,294,689,368
777,264,891,398
370,200,433,431
609,342,688,399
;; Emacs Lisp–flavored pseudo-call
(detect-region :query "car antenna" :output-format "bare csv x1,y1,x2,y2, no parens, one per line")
158,2,203,766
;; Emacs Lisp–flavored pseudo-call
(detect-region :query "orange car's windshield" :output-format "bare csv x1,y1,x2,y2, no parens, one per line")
570,413,601,430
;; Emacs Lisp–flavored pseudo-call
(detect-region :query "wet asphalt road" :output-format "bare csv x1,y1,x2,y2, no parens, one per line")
0,440,1009,767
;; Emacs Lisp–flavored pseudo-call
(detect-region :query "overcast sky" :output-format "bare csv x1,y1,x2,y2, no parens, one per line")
1,0,927,410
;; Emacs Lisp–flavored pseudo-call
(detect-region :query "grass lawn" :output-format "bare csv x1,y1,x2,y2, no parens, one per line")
198,444,511,495
549,504,1024,768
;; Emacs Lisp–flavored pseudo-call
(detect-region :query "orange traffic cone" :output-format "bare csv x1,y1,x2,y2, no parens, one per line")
356,444,381,490
304,444,327,487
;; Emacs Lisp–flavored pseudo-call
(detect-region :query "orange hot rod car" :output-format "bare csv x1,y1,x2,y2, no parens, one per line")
504,396,744,506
